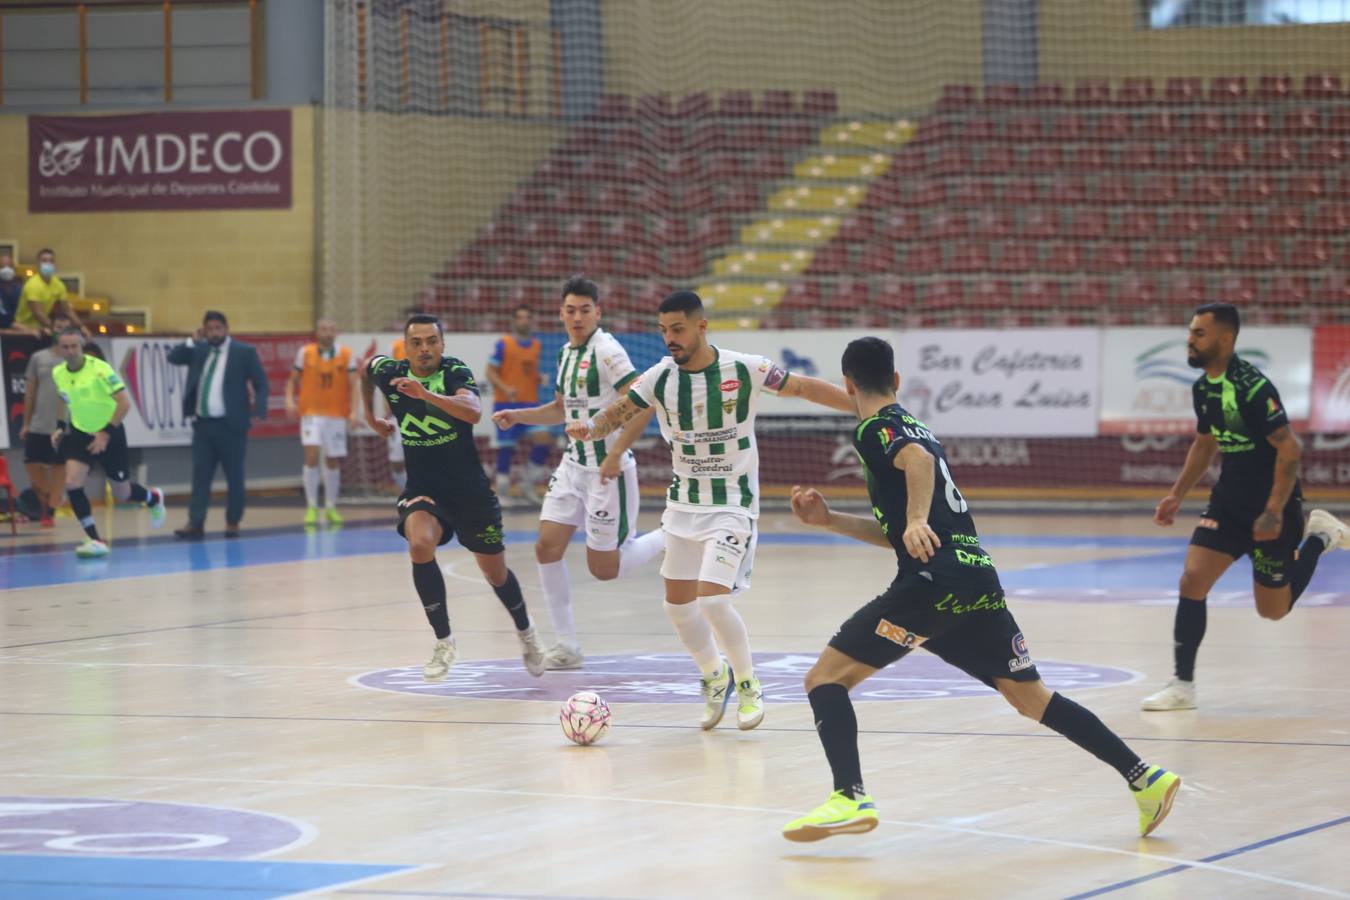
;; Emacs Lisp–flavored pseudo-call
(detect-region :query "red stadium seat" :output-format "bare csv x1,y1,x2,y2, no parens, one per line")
1187,174,1227,203
858,241,899,274
1089,243,1130,272
1304,73,1343,98
1285,172,1324,201
648,216,687,246
1069,209,1108,240
691,214,732,249
635,93,674,119
881,210,920,241
949,243,991,273
1001,179,1037,206
1073,80,1110,105
1137,174,1178,204
969,279,1013,308
1269,274,1310,308
518,218,558,246
836,213,874,244
1119,143,1156,169
560,217,601,247
1067,145,1107,171
977,145,1015,174
1210,76,1247,102
962,116,999,141
802,89,838,116
592,94,631,119
1029,83,1064,106
1313,272,1350,305
478,219,516,245
1023,145,1063,173
929,210,967,239
1257,74,1293,101
1097,111,1131,141
1239,173,1279,202
1213,139,1251,168
1188,110,1225,137
1116,209,1156,239
1258,138,1298,168
1019,278,1060,309
1117,78,1154,105
1063,279,1107,310
828,277,870,310
903,242,941,273
675,92,711,119
938,83,977,110
1330,108,1350,133
1044,114,1085,142
619,248,660,278
1043,244,1082,272
926,280,966,310
951,179,996,206
534,247,574,277
1163,274,1207,305
1215,209,1255,237
1235,238,1280,268
933,145,973,174
874,277,916,311
1282,107,1323,135
1310,203,1350,234
970,209,1012,238
580,248,620,276
1096,175,1131,204
1235,109,1272,136
1140,242,1182,270
759,89,796,117
718,90,754,117
661,248,703,278
863,176,903,208
1308,139,1347,167
1139,110,1181,139
1217,274,1257,303
1043,176,1086,204
1194,240,1233,268
1165,77,1203,103
1289,238,1332,267
1266,205,1306,235
806,242,849,275
1005,115,1039,141
1024,208,1061,239
603,216,646,246
909,179,948,207
993,242,1036,272
1117,275,1158,307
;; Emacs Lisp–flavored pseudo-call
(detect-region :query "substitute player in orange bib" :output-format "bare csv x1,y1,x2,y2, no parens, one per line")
286,319,360,527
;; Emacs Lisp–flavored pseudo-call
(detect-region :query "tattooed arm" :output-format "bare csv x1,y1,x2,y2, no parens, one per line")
1255,425,1302,541
566,393,647,441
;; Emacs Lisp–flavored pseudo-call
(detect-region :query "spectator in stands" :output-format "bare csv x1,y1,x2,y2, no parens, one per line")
0,253,31,334
15,248,85,336
168,310,269,539
20,310,74,527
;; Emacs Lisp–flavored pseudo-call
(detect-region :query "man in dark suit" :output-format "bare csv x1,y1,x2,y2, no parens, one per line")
168,310,269,538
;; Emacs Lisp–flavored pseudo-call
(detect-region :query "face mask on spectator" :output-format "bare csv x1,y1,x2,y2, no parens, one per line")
0,267,13,281
39,262,55,278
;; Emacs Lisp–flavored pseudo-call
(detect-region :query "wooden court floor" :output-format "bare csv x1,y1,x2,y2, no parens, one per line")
1,503,1348,899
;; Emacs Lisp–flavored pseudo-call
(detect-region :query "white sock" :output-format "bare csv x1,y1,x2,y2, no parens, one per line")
538,559,575,646
496,472,511,494
302,465,320,508
618,529,665,578
322,466,341,508
663,599,721,675
392,468,407,491
700,594,753,681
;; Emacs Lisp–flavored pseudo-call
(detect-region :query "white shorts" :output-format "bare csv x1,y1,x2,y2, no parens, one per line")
300,415,348,458
387,432,405,463
539,458,640,552
660,508,756,593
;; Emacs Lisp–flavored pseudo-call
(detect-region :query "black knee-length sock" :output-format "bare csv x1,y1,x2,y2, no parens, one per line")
66,487,100,541
1040,692,1148,786
493,569,531,631
1173,596,1207,681
1289,535,1326,607
808,683,865,799
412,560,450,639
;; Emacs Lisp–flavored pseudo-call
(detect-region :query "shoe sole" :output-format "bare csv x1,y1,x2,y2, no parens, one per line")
783,817,879,843
546,660,584,671
423,669,450,682
1142,776,1182,837
1140,700,1197,711
701,690,730,730
1308,510,1348,550
738,709,765,730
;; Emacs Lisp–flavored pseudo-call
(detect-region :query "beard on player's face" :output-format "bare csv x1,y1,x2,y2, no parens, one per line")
1186,342,1214,368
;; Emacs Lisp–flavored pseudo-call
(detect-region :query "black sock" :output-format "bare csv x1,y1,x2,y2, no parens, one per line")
125,483,149,505
492,569,531,631
1173,596,1206,682
66,487,100,541
1289,535,1325,607
411,560,450,640
1040,692,1146,785
807,683,865,799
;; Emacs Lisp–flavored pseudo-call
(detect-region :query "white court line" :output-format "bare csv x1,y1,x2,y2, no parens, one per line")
6,771,1346,898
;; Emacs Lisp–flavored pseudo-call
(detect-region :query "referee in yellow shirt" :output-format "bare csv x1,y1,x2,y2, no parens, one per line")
16,248,85,335
51,327,165,557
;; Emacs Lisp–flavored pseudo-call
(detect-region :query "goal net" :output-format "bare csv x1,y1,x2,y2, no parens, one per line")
320,0,1350,506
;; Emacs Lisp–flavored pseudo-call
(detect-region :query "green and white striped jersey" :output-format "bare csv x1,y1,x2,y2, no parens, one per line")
557,327,639,469
628,346,790,518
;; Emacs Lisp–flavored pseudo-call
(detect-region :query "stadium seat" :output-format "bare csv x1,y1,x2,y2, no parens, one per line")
1258,138,1298,167
1256,74,1293,101
1189,110,1225,137
1019,278,1060,310
1089,244,1130,272
1236,109,1272,135
963,116,999,141
1210,76,1247,102
1187,174,1227,203
1096,175,1131,204
1267,205,1306,235
801,89,838,116
937,83,977,110
592,94,631,119
1029,82,1064,106
1117,78,1154,105
1163,273,1207,305
1024,208,1061,239
1217,274,1257,303
1286,172,1324,201
874,277,916,311
977,146,1015,174
1023,145,1063,173
1063,279,1108,311
929,210,967,239
1269,274,1310,308
1069,209,1108,240
1194,240,1232,268
675,92,711,119
1140,242,1182,270
949,243,991,273
1289,238,1332,267
806,243,848,275
718,90,754,117
881,210,920,241
1137,174,1177,204
478,219,516,245
1236,238,1280,268
1073,80,1110,105
926,280,966,311
1043,177,1086,204
829,277,870,309
560,217,600,247
1240,172,1279,202
909,179,948,207
1313,272,1350,305
1304,73,1343,98
580,248,620,275
1044,114,1085,142
903,242,941,273
993,242,1036,272
1001,179,1037,206
1215,209,1255,237
1119,143,1155,169
1308,138,1347,167
1067,145,1107,171
1213,139,1251,168
1043,244,1082,272
1281,107,1322,135
984,83,1022,107
971,209,1012,238
662,248,704,279
759,89,796,117
1310,203,1349,234
858,240,899,274
1330,108,1350,133
636,93,674,119
1114,209,1157,239
1165,77,1203,103
1006,115,1039,141
1140,110,1181,139
951,180,996,206
1116,275,1158,307
969,279,1013,309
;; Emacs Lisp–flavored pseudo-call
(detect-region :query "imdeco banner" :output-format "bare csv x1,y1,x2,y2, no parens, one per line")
29,109,291,212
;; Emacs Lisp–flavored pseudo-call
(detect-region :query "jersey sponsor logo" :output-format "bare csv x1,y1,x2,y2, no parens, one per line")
720,379,741,393
398,495,438,508
1008,631,1034,672
875,618,926,648
578,359,591,371
690,462,734,475
933,591,1006,614
399,413,454,439
475,524,504,546
954,547,995,568
1197,516,1219,530
671,426,738,444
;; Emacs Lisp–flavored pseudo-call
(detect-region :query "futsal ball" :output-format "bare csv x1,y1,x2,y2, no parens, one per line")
560,691,611,746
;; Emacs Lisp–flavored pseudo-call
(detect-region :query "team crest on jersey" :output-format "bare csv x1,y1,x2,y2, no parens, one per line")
1008,631,1033,672
722,399,737,414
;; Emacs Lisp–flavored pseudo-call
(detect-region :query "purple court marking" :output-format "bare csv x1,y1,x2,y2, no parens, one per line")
353,652,1137,703
0,796,311,859
1008,588,1350,608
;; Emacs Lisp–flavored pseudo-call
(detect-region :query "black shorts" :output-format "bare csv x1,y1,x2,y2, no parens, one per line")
57,424,131,481
1189,492,1303,589
828,573,1040,689
396,485,505,554
23,431,61,465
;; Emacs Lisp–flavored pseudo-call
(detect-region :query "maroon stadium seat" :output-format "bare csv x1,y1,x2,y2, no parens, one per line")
759,89,796,117
1281,107,1322,135
1117,78,1154,105
1029,82,1064,106
903,242,941,273
1210,76,1247,102
806,243,849,275
718,90,754,117
1215,209,1255,237
1267,205,1306,235
984,83,1021,107
1310,203,1349,234
802,89,838,116
1024,208,1061,239
1256,74,1293,101
1096,175,1131,204
1236,109,1272,136
1304,73,1343,98
1217,274,1258,303
937,83,977,111
1194,240,1233,268
858,241,899,274
993,242,1036,273
675,92,711,119
1140,242,1182,270
1073,80,1110,105
1235,238,1280,268
1165,77,1203,103
1289,237,1332,267
1023,145,1063,173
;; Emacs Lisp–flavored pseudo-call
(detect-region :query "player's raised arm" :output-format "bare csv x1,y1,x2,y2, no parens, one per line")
892,443,941,562
790,485,893,549
1154,432,1218,526
775,372,853,413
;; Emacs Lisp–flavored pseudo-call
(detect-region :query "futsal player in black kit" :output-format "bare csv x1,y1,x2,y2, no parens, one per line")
364,314,546,681
782,337,1180,843
1141,303,1347,711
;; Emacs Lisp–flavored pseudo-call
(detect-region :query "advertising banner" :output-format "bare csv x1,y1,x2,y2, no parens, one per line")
1099,327,1312,434
29,109,291,212
1311,325,1350,433
885,329,1101,436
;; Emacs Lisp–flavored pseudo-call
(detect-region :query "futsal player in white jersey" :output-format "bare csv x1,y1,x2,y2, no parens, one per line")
493,277,664,670
568,290,852,730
